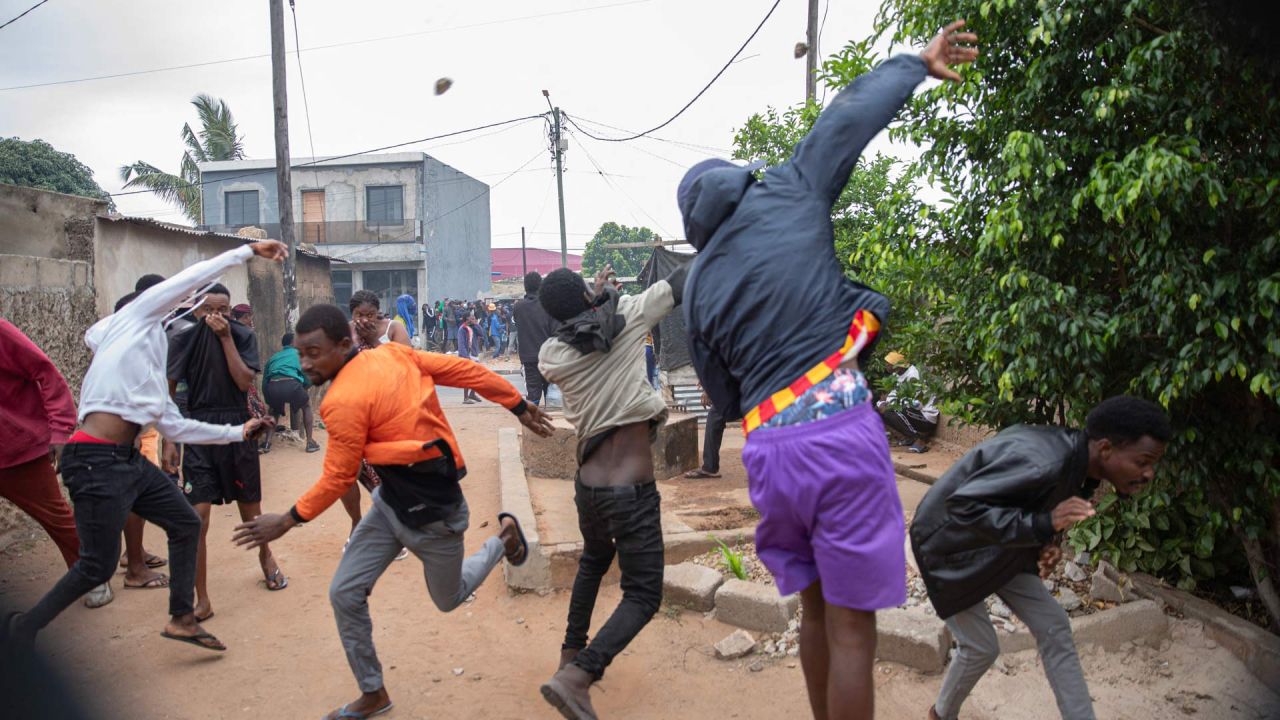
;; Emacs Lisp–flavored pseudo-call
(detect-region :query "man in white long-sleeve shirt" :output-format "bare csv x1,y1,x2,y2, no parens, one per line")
2,241,284,653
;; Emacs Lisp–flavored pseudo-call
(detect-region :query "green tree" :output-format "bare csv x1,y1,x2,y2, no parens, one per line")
0,137,112,205
581,222,658,279
857,0,1280,627
119,94,246,224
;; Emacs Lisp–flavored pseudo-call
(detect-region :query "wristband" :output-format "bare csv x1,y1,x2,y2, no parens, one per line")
288,505,307,525
508,399,529,417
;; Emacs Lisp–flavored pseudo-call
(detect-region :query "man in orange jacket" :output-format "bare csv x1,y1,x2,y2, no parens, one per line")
233,303,553,720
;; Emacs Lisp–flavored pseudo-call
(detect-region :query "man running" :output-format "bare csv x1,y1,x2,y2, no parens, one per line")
0,318,112,609
2,241,282,653
678,22,977,720
912,396,1170,720
536,262,686,719
231,303,554,720
167,282,286,624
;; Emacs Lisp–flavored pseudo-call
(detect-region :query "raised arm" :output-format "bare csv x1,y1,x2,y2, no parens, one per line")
787,20,977,206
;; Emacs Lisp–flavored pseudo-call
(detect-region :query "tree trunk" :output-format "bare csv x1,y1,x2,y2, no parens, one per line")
1241,532,1280,632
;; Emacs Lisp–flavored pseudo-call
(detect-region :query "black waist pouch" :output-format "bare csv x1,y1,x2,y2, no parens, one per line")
373,440,468,529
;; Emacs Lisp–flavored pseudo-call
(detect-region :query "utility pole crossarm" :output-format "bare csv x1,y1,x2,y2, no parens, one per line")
601,240,689,249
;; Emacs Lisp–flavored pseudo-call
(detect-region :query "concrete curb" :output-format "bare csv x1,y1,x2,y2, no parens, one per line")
1130,573,1280,687
498,427,552,592
894,461,939,485
996,599,1168,655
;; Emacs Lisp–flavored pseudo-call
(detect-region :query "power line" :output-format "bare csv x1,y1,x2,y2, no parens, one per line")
567,114,733,155
0,0,49,31
565,0,783,142
109,114,546,199
0,0,652,92
569,130,675,238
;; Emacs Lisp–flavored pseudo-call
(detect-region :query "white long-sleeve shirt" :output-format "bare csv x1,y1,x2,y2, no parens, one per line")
78,245,253,444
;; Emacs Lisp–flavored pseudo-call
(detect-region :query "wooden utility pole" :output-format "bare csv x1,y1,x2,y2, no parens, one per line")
269,0,298,330
806,0,819,103
521,226,528,276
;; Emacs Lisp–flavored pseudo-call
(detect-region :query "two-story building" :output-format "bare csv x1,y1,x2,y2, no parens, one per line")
198,152,491,316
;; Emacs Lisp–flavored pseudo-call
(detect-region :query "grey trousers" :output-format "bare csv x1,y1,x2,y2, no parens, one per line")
329,488,505,692
936,572,1095,720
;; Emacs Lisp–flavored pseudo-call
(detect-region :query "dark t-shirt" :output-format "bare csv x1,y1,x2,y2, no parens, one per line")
168,318,260,418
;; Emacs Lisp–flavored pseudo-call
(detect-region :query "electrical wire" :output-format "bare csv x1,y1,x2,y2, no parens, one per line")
0,0,652,92
0,0,49,31
109,114,547,199
568,130,675,238
568,114,733,156
566,0,783,142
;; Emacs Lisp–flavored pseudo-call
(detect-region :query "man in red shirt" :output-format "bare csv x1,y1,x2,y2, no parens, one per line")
0,318,112,608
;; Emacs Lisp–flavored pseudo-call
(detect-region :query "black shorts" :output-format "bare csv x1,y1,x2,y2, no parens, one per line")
263,377,310,416
182,409,261,505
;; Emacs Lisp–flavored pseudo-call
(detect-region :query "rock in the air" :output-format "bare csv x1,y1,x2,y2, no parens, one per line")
715,629,757,660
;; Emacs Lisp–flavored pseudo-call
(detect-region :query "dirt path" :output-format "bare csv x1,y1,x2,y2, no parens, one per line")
2,401,1276,719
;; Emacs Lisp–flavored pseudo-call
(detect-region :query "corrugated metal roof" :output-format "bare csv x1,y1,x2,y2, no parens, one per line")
102,215,344,262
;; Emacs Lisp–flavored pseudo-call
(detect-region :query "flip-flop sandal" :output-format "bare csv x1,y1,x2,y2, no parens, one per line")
497,512,529,567
160,630,226,652
124,574,170,589
683,469,721,479
119,554,167,569
907,445,929,454
195,611,215,623
333,702,394,719
261,567,289,591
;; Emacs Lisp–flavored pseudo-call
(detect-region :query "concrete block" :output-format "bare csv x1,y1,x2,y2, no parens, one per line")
714,629,756,660
714,579,799,633
663,562,724,612
35,257,73,288
497,428,552,592
877,607,951,674
520,413,700,480
998,599,1168,655
0,254,39,288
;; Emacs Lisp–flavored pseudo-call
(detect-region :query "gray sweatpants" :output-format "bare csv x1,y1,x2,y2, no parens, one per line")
936,572,1095,720
330,488,505,692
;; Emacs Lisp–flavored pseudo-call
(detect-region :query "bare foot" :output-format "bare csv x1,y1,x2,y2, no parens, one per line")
322,688,392,720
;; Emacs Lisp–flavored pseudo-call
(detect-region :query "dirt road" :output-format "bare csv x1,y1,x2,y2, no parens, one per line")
2,401,1276,719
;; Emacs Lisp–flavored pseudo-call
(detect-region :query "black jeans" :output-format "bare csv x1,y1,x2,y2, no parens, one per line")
882,407,938,442
563,480,664,680
20,443,202,635
702,405,727,474
524,362,549,406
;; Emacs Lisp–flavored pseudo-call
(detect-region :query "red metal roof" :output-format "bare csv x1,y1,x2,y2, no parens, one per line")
491,247,583,279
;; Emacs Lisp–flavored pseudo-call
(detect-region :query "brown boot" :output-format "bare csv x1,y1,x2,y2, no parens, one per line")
540,664,598,720
558,648,580,670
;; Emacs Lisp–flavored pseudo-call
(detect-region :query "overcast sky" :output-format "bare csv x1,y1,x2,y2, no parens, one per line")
0,0,930,253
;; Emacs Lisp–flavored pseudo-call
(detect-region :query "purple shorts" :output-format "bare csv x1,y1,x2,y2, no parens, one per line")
742,401,906,610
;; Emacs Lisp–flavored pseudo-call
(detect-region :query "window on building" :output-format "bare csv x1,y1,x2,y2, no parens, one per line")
225,190,259,226
361,269,417,314
332,270,353,318
366,185,404,225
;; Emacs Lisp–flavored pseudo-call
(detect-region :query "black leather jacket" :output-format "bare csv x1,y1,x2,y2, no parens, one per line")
909,425,1096,619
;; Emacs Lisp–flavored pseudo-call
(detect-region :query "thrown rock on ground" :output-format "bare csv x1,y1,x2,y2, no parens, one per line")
715,629,757,660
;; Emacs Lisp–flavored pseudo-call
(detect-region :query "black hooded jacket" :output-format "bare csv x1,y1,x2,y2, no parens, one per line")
909,425,1097,619
680,54,926,419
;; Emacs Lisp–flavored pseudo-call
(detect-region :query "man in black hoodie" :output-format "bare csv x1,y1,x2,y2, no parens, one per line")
512,271,558,405
910,396,1170,720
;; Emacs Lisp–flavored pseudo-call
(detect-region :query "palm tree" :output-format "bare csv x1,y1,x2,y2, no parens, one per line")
119,94,245,224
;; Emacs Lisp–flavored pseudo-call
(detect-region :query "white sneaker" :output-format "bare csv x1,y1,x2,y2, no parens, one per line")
394,547,409,561
83,582,114,608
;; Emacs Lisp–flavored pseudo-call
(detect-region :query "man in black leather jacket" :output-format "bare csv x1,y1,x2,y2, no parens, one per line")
911,396,1171,720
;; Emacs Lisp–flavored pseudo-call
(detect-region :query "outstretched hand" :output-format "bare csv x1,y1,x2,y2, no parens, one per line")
232,512,294,550
519,403,556,438
919,19,979,83
592,263,617,297
250,240,288,261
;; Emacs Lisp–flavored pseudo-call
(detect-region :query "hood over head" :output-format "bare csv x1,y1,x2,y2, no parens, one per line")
677,158,762,251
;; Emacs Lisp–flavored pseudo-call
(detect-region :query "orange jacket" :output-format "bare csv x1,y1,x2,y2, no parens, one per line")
292,343,526,521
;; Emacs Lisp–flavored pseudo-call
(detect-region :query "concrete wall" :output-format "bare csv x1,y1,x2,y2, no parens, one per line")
93,220,251,319
424,157,491,301
0,183,104,262
249,251,335,362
